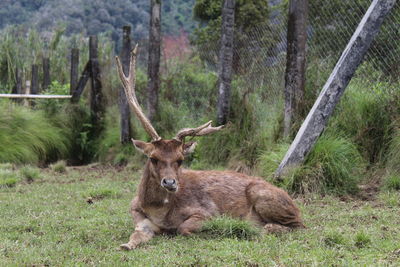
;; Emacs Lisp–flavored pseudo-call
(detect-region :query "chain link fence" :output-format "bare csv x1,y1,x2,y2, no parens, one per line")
159,0,400,103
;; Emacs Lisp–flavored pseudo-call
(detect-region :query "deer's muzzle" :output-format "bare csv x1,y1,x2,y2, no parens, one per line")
161,178,177,192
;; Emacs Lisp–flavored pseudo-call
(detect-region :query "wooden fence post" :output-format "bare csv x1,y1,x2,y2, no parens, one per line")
70,61,91,103
31,64,39,94
42,57,51,90
89,35,104,137
11,67,23,103
24,80,31,107
119,25,132,144
275,0,396,178
70,48,79,95
12,67,21,93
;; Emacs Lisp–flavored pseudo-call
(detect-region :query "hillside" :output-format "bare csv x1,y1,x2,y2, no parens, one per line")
0,0,197,40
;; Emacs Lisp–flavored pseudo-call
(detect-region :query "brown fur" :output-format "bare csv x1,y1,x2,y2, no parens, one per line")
120,140,304,250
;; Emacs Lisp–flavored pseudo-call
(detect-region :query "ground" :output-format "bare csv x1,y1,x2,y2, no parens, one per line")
0,166,399,266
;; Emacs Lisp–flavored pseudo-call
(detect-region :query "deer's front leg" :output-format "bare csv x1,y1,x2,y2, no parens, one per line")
120,198,160,250
120,218,160,250
177,214,206,236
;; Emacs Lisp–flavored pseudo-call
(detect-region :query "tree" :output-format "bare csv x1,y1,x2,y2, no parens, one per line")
216,0,235,125
283,0,308,138
147,0,162,122
192,0,270,73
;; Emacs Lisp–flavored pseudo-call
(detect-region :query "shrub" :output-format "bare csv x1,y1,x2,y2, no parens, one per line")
201,216,260,239
19,166,41,182
50,160,67,173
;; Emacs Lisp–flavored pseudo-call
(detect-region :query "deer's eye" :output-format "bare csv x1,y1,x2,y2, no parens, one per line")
150,158,158,165
177,159,183,166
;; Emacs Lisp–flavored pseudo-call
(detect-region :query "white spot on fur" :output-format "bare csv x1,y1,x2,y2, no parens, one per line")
135,219,160,233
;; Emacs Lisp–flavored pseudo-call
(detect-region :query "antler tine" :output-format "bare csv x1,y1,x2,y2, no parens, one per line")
116,46,161,141
174,121,224,141
128,44,138,87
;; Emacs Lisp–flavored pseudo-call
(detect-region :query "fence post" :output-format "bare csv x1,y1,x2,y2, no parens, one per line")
70,48,79,95
24,80,31,107
42,57,51,90
216,0,235,126
147,0,162,122
31,64,39,94
283,0,308,138
275,0,396,178
89,35,104,137
11,67,23,103
119,26,132,144
70,61,91,103
11,67,22,93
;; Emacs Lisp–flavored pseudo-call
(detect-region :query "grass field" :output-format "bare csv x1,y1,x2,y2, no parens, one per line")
0,165,399,266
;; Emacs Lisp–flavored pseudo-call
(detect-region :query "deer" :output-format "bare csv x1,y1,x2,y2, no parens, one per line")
115,46,305,250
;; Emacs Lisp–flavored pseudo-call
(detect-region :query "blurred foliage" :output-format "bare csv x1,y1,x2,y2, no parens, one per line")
0,0,197,46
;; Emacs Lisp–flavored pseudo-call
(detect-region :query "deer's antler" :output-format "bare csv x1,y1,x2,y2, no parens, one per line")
174,120,224,142
115,45,161,141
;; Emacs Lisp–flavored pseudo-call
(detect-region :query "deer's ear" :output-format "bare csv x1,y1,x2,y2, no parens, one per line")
183,141,197,156
132,139,154,156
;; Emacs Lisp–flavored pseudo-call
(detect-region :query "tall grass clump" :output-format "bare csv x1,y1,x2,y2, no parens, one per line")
257,143,289,179
260,135,365,195
50,160,67,173
201,216,260,239
386,127,400,174
0,169,19,187
19,166,41,182
0,101,70,164
327,79,393,164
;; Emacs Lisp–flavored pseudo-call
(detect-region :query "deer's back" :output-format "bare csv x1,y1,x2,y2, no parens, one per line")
178,169,275,218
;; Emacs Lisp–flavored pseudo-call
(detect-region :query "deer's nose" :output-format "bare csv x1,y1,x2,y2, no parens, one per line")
161,178,177,191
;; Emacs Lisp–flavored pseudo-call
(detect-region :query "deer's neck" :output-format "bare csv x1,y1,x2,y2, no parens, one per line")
137,161,174,207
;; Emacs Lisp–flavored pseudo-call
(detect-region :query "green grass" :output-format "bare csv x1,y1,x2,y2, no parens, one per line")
383,173,400,191
50,160,67,173
201,215,260,240
0,169,19,187
0,166,399,265
19,166,41,182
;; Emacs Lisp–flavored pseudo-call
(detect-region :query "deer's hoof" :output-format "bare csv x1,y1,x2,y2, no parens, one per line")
120,243,133,251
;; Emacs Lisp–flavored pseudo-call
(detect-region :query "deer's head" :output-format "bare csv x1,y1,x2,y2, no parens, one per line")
116,46,223,193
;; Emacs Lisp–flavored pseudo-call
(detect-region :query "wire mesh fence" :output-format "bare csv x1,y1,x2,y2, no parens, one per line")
160,0,400,103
